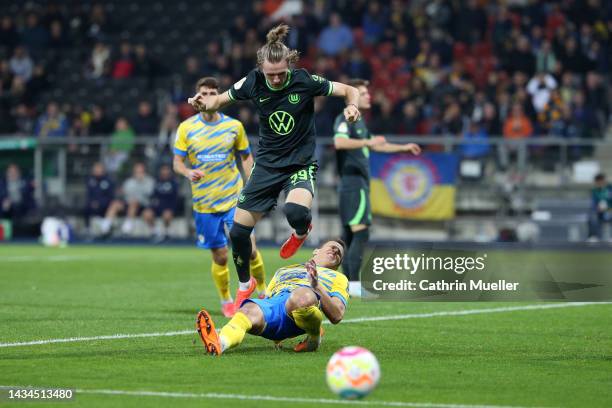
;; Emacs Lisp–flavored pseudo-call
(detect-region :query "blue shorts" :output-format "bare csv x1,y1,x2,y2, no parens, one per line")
194,208,235,249
243,291,305,341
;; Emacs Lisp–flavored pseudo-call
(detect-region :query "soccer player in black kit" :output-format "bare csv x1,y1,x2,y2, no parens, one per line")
189,24,361,310
334,79,421,297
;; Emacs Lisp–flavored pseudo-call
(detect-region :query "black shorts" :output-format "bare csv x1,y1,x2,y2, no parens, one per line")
238,162,318,213
339,177,371,226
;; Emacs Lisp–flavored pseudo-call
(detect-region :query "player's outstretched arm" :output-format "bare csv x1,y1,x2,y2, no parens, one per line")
335,135,387,151
371,139,422,155
330,82,361,123
188,90,233,113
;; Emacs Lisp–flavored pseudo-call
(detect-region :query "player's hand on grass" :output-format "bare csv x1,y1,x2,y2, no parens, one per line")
305,259,318,289
403,143,421,155
366,136,386,148
343,104,361,123
187,169,205,182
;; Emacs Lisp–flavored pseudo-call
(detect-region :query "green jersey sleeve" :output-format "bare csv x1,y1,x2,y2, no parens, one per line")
303,70,333,97
228,70,257,101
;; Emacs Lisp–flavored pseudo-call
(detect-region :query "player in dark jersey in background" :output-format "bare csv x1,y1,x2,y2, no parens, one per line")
334,79,421,297
189,24,360,311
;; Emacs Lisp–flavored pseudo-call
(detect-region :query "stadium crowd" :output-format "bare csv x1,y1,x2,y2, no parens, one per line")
0,1,609,153
0,0,610,240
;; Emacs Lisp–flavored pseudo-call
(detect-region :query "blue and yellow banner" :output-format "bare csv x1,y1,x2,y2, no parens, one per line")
370,152,459,220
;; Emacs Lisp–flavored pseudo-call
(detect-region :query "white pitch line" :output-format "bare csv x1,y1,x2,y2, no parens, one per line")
0,255,94,262
0,330,192,348
0,302,609,349
339,302,611,324
0,386,551,408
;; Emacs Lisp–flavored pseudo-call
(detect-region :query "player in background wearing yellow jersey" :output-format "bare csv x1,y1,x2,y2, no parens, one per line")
196,239,348,355
173,77,266,317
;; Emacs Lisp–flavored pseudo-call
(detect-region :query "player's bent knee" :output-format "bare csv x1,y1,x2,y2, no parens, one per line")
283,203,311,232
211,247,228,265
229,222,253,245
239,302,265,333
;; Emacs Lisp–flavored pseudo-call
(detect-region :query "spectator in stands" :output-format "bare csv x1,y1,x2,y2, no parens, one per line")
88,41,111,79
133,44,160,87
455,0,487,44
103,117,135,174
499,103,533,170
132,101,158,136
399,102,421,134
0,59,15,93
34,102,69,137
461,120,490,160
182,56,202,98
11,104,35,136
362,1,388,44
558,36,587,74
25,64,49,104
481,102,501,136
112,41,134,79
158,103,180,151
506,36,535,76
143,164,179,242
100,162,155,237
587,173,612,242
0,16,19,54
89,104,114,135
527,72,558,113
48,20,70,49
87,4,113,43
21,13,49,56
504,104,534,140
535,40,557,74
584,72,609,125
84,162,114,234
317,13,354,56
0,163,35,221
9,46,33,82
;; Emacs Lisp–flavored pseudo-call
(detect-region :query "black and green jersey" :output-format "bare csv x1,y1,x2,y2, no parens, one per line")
334,114,371,187
228,68,333,168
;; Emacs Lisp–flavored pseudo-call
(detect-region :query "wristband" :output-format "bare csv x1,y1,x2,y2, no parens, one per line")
346,103,359,110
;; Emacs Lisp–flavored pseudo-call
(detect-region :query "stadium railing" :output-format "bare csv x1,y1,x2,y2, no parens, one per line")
1,135,610,242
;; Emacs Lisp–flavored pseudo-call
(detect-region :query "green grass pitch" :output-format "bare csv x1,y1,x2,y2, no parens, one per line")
1,245,611,407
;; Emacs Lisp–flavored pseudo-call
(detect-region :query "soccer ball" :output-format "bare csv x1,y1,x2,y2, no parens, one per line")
326,346,380,399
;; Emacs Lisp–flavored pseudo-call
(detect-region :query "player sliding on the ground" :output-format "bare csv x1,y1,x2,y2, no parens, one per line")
188,24,360,313
196,239,348,355
174,77,266,317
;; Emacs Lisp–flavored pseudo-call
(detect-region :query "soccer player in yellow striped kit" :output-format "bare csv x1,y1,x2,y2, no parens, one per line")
173,77,266,317
196,239,348,355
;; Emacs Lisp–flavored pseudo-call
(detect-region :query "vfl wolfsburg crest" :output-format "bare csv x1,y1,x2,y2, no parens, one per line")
288,93,300,104
269,110,295,135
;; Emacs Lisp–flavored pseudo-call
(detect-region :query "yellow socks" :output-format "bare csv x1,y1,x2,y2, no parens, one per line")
250,250,266,293
211,261,231,302
291,305,323,338
219,312,252,352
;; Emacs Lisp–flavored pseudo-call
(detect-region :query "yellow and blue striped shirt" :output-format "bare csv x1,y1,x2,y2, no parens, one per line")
266,263,349,306
174,113,250,213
